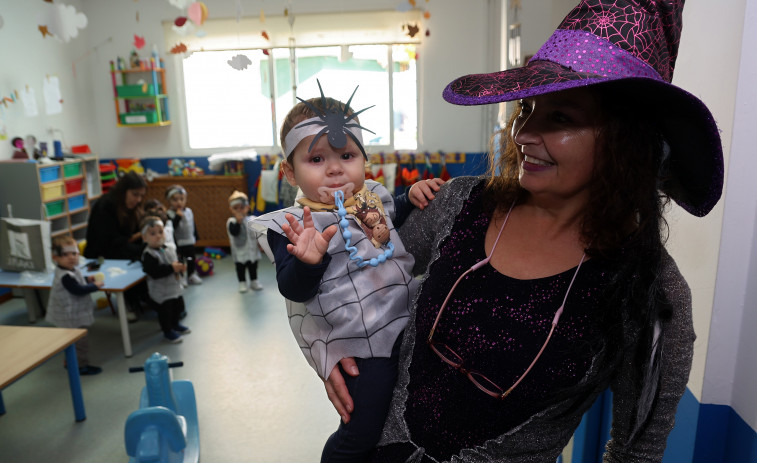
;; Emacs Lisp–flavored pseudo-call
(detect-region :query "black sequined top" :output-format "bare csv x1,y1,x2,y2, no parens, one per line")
401,182,612,460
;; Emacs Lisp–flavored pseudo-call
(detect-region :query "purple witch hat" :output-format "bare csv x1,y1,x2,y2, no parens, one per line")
443,0,723,217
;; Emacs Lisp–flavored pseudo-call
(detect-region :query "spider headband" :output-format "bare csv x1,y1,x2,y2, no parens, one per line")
53,245,79,256
284,117,365,158
283,80,375,159
141,218,164,235
166,186,186,200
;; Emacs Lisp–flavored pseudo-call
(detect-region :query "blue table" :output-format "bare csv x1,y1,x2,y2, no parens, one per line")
0,325,87,421
0,259,146,357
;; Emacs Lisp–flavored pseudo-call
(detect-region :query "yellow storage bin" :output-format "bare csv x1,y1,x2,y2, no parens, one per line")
41,181,64,200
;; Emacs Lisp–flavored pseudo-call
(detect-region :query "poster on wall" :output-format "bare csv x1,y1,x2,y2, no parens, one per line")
20,87,39,118
43,76,63,115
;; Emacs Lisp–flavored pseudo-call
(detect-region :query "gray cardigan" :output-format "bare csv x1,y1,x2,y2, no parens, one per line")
379,176,694,462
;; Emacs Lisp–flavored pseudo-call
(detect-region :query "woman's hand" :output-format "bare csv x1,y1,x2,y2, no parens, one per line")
129,231,142,243
282,206,337,265
324,357,359,423
409,178,445,210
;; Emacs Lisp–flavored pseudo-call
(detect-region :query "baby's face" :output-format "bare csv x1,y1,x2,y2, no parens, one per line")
230,202,249,216
168,193,186,210
284,133,365,204
143,224,166,248
54,247,80,270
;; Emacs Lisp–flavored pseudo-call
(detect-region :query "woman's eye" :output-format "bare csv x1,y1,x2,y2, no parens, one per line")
517,100,532,117
551,112,570,123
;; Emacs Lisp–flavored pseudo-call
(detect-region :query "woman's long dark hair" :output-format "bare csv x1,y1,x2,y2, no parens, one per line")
109,171,146,232
484,84,673,438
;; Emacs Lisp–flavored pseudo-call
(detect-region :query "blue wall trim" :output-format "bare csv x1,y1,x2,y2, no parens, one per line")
694,400,757,463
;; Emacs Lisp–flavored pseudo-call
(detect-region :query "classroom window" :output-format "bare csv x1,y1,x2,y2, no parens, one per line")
181,44,418,152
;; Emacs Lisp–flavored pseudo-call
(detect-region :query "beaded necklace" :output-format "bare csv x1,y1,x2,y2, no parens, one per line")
334,190,394,268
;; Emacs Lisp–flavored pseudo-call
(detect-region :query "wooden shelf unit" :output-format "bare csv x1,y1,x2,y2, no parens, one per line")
0,157,102,242
144,175,248,248
110,58,171,127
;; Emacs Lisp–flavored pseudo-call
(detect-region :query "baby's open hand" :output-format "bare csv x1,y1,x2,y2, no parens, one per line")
172,261,186,273
409,178,446,210
282,207,337,265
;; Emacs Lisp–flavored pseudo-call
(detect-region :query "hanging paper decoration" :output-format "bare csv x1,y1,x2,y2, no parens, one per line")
262,49,270,56
228,54,252,70
187,2,208,26
426,29,430,36
403,23,420,38
235,0,243,22
260,9,265,23
261,31,269,40
172,17,195,36
170,43,188,54
175,16,187,27
37,3,88,43
38,25,53,38
423,11,431,19
133,35,146,50
409,0,417,6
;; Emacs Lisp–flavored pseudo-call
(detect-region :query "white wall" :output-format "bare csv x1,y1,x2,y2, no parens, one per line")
704,0,757,431
0,0,95,159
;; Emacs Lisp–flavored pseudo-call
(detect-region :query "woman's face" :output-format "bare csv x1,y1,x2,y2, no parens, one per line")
512,87,600,205
125,187,146,210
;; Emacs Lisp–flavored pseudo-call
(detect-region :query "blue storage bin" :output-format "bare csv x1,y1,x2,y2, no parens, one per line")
68,194,86,211
39,166,61,183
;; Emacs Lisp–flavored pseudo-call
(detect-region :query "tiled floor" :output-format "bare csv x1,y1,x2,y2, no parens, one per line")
0,256,337,462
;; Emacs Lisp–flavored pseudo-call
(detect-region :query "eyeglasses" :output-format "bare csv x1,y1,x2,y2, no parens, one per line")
427,203,587,400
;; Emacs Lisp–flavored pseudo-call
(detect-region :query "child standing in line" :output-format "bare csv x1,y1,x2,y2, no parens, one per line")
252,82,443,463
140,215,191,343
165,185,202,285
226,190,263,293
144,198,176,251
46,235,105,375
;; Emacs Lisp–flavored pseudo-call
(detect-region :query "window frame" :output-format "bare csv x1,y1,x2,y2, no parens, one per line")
173,41,417,156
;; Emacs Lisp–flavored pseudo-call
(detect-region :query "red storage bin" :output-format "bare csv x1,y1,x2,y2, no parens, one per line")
65,178,83,194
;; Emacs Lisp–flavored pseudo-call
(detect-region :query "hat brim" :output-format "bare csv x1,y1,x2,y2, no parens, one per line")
443,60,724,217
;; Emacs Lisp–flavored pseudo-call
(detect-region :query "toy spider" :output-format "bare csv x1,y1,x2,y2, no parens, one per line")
296,80,375,158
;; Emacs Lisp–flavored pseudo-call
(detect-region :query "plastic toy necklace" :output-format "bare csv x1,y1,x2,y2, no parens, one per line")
334,190,394,268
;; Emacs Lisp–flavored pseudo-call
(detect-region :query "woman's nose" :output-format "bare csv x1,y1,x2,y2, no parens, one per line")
513,113,540,146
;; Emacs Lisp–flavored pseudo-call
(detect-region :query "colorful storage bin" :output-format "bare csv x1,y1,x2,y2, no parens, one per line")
41,182,64,200
45,200,65,217
67,194,86,212
39,166,61,183
116,84,162,97
120,111,158,125
65,178,83,194
63,162,82,178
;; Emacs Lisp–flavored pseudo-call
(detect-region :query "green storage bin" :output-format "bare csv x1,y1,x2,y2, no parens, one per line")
45,199,65,217
63,162,82,178
116,84,162,97
120,111,158,125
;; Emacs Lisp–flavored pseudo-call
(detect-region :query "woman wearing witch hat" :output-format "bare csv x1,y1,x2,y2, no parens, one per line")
324,1,723,461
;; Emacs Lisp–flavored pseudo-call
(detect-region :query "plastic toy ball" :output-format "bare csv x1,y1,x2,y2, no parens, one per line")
195,256,213,276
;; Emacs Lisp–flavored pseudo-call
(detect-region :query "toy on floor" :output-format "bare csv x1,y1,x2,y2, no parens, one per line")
203,247,226,259
124,352,199,463
195,256,213,276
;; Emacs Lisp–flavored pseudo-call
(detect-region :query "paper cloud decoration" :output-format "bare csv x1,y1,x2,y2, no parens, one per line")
38,3,88,43
228,54,252,70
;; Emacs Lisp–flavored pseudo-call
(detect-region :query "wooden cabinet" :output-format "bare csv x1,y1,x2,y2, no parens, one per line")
144,175,248,248
0,157,102,241
110,58,170,127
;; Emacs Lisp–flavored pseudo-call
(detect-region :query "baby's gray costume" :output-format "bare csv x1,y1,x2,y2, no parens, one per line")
46,266,95,328
253,180,419,379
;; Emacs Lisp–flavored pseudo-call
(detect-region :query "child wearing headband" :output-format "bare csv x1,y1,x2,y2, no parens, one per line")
252,82,443,463
227,190,263,293
165,184,201,286
46,235,105,375
140,215,191,343
144,198,176,252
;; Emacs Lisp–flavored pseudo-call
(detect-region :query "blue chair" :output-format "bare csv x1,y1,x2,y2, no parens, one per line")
124,352,200,463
